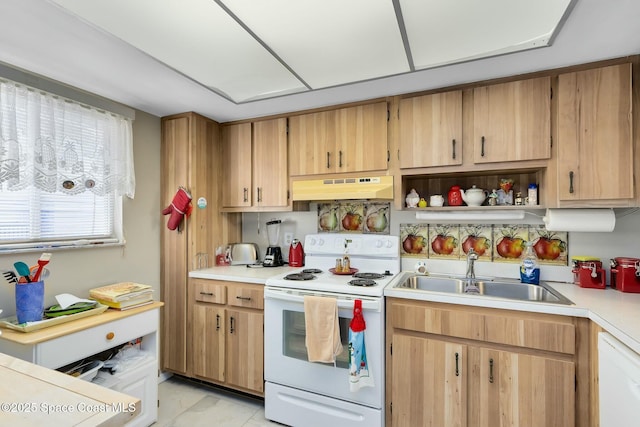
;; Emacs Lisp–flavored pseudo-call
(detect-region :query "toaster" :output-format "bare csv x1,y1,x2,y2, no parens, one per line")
228,243,260,265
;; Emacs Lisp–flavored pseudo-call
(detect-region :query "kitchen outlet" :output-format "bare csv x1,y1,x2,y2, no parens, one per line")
284,233,294,246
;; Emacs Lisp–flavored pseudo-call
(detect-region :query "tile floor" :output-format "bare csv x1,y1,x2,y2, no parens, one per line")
153,376,284,427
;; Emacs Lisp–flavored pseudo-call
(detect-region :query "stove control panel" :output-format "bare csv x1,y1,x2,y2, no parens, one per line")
304,233,399,257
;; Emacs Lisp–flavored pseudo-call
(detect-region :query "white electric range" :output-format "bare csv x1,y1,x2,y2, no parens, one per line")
264,233,400,427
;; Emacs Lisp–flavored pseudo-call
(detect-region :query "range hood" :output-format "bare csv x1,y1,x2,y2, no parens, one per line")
292,176,393,201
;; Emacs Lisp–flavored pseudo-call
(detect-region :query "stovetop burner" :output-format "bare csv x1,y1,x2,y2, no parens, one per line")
302,268,323,274
353,272,385,280
284,273,316,281
348,279,377,287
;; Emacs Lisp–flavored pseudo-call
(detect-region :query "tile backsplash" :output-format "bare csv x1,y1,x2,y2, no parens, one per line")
400,223,568,265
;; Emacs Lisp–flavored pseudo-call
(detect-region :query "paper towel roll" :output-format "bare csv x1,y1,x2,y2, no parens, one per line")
543,208,616,232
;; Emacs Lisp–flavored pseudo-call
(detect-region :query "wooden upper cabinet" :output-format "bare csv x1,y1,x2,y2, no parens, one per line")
556,63,633,202
473,76,551,164
222,118,288,210
222,123,252,208
253,118,289,208
289,101,388,176
399,91,463,168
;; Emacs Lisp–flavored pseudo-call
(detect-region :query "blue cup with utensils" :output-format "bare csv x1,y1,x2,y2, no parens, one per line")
15,281,45,324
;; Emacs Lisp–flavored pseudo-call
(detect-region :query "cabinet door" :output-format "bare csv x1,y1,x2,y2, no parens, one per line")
161,116,190,374
391,334,466,427
399,91,463,168
289,110,337,176
226,309,264,393
221,123,252,208
557,63,633,201
253,118,289,207
336,102,388,172
192,304,225,382
469,347,575,427
473,77,551,164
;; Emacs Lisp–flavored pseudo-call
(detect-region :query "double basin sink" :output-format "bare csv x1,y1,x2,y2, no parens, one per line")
393,274,574,305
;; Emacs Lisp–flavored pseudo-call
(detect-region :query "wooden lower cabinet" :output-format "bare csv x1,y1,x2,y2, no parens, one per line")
387,298,583,427
189,278,264,396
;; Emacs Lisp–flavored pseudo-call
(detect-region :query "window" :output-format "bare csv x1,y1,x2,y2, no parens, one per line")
0,78,134,253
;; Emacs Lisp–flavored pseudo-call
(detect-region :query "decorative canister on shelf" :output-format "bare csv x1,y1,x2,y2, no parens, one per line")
405,189,420,208
418,198,427,208
448,185,463,206
488,189,498,206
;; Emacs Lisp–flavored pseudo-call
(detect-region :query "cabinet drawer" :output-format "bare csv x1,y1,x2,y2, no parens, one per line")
389,300,484,340
227,284,264,310
37,309,159,369
193,280,226,304
388,299,576,354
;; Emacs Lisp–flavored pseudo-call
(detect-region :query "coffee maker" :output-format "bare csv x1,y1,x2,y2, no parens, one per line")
263,219,284,267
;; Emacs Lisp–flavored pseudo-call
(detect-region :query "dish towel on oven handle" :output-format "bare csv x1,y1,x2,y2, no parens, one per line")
303,295,343,365
349,299,374,391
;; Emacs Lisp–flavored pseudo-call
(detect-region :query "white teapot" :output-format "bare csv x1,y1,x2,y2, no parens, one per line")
460,185,488,206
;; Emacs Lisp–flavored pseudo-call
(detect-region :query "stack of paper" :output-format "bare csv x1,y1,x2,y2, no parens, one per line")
89,282,153,310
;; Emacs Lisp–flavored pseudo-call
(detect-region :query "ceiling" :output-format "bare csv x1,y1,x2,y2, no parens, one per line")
0,0,639,123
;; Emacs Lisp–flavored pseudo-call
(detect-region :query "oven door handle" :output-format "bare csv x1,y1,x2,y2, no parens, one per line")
264,287,382,312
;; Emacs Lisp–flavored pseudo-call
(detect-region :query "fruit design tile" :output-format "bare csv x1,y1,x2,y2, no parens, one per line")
364,203,390,234
528,226,568,265
492,225,529,263
339,203,364,232
318,202,390,234
429,224,460,259
400,224,428,256
317,203,340,232
459,225,492,261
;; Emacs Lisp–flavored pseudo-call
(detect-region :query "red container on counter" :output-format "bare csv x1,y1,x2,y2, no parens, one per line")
610,257,640,293
571,256,606,289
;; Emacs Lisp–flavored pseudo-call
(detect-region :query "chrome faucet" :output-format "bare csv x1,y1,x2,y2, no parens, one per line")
465,249,480,293
466,248,479,280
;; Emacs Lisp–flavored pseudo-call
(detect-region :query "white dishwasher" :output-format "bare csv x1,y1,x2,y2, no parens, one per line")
598,332,640,427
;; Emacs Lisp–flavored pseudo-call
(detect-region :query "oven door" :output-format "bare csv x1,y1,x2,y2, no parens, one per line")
264,286,384,408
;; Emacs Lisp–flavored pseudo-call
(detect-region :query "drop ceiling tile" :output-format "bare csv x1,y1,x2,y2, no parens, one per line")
223,0,410,89
401,0,574,69
51,0,307,102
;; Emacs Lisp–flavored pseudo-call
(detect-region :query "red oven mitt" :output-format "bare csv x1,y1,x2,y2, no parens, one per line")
162,187,192,231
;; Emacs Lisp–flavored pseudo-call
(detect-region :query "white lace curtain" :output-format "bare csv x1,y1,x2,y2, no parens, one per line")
0,79,135,198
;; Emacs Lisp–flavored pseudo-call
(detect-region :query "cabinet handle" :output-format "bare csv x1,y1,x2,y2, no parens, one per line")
452,139,456,160
455,352,460,376
200,291,214,296
216,314,220,331
339,150,343,167
106,332,115,340
489,358,494,383
230,316,235,334
569,171,574,194
257,187,262,202
326,152,330,169
236,296,252,301
481,136,486,157
243,187,248,203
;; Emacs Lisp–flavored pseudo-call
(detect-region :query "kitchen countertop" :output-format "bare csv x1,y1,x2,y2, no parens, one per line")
189,266,640,354
189,265,296,284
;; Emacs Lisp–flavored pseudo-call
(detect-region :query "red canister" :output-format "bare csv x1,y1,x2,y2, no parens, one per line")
610,257,640,292
448,185,463,206
571,256,606,289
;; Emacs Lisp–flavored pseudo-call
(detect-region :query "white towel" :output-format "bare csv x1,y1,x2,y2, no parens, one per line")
304,296,343,364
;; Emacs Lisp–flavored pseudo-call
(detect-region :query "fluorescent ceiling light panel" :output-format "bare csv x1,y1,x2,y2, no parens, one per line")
51,0,307,102
401,0,574,69
223,0,410,88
